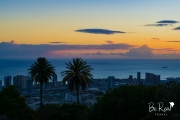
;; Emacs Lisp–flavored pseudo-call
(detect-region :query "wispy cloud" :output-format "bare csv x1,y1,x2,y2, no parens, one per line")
144,20,179,27
151,38,160,40
150,38,161,41
75,28,126,35
153,48,175,51
166,40,180,42
106,40,114,44
145,24,171,27
173,27,180,30
49,41,67,44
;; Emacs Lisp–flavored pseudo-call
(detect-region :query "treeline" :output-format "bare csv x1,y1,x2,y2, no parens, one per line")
0,82,180,120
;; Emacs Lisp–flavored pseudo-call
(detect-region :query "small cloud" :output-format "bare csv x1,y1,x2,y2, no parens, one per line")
144,20,179,27
145,24,172,27
153,48,174,51
49,42,67,44
75,28,126,35
148,38,161,42
173,27,180,30
167,49,179,52
166,40,180,42
106,40,114,44
10,40,15,44
156,20,179,24
151,38,159,40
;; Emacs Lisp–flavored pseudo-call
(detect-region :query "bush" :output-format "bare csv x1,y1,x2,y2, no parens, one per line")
0,85,35,120
35,103,89,120
89,83,180,120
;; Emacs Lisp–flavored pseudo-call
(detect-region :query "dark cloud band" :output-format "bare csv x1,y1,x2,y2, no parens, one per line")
166,40,180,42
75,28,126,35
156,20,179,24
173,27,180,30
49,42,67,44
144,20,179,27
145,23,172,27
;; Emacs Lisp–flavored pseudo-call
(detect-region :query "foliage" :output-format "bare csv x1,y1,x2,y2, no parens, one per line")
28,57,55,107
61,58,93,104
0,85,35,120
35,103,89,120
89,82,180,120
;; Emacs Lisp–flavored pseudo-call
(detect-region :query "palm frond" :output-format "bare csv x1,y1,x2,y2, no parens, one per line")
61,58,93,91
28,57,55,84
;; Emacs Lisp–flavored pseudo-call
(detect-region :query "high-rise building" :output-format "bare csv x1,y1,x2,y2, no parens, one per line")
128,75,138,85
101,78,106,90
13,75,28,89
137,72,141,84
108,76,115,88
155,75,160,85
26,78,33,94
145,73,160,85
13,75,22,88
0,80,2,91
4,76,12,88
53,73,58,87
21,76,29,89
145,73,150,84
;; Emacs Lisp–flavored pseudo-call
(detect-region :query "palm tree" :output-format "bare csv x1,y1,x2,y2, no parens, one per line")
28,57,55,107
61,58,93,104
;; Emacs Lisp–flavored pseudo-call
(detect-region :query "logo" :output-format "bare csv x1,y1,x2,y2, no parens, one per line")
148,102,175,116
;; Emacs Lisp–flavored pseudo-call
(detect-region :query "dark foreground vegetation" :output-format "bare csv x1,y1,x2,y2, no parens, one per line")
0,82,180,120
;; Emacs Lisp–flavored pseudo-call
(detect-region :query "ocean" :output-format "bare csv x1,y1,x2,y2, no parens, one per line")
0,59,180,85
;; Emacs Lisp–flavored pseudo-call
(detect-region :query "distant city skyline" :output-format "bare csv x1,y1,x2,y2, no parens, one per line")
1,0,180,59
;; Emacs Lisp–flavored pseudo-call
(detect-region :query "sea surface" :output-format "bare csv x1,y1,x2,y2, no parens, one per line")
0,59,180,85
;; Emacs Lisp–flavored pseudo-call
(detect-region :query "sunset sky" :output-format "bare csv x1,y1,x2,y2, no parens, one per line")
1,0,180,59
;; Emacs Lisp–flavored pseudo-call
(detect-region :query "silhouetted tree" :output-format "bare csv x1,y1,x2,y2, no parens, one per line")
0,85,35,120
28,57,55,107
61,58,93,104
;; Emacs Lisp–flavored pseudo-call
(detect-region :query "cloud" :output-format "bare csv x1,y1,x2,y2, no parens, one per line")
106,40,114,44
144,20,179,27
122,45,154,58
149,38,161,42
49,42,67,44
2,41,180,59
145,24,171,27
166,40,180,42
151,38,160,40
156,20,179,24
75,28,126,35
167,50,179,52
0,41,134,58
10,40,15,44
173,27,180,30
153,48,176,51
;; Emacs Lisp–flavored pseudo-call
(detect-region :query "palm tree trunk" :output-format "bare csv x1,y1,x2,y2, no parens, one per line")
76,84,80,104
40,83,43,108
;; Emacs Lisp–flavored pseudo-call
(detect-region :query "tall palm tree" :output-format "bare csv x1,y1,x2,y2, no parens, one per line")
61,58,93,104
28,57,55,107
